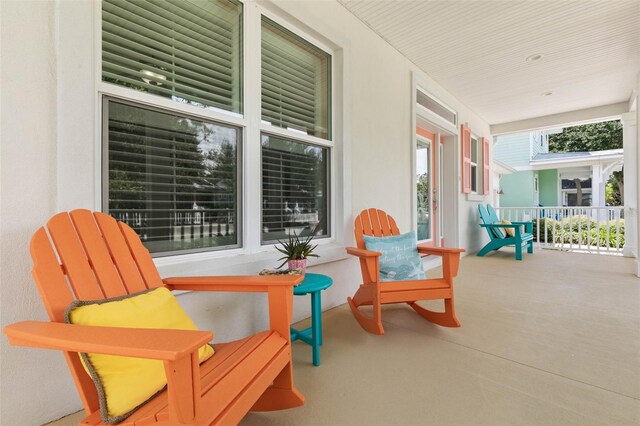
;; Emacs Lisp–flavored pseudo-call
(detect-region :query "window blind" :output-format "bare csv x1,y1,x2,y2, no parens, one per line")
102,0,243,113
261,134,328,243
261,17,331,139
106,99,240,255
461,124,472,194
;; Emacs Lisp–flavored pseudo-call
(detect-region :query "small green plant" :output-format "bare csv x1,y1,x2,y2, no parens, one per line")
275,232,319,269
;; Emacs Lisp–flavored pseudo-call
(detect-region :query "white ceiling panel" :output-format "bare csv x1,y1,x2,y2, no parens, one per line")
339,0,640,125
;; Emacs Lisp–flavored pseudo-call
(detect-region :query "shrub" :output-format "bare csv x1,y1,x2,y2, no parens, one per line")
531,217,624,249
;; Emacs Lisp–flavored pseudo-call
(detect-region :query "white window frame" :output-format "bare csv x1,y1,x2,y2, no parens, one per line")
559,172,593,207
251,4,335,254
414,86,458,135
54,0,348,270
415,86,458,130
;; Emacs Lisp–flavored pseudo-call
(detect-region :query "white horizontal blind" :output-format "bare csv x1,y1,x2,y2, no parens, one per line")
261,134,329,243
106,99,240,255
261,17,331,139
102,0,243,113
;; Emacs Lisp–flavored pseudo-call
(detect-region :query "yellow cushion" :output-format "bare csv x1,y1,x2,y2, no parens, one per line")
65,287,214,424
501,219,515,237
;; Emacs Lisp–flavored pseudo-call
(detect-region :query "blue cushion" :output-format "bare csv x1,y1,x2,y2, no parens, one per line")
363,231,426,282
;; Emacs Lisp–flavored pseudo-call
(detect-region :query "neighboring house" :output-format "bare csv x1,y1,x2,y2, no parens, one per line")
494,130,623,208
491,159,517,208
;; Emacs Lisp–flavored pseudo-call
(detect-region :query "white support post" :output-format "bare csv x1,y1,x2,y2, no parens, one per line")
634,72,640,276
591,163,602,211
621,111,637,259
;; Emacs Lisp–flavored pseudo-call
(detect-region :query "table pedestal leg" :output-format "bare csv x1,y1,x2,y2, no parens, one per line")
311,291,322,366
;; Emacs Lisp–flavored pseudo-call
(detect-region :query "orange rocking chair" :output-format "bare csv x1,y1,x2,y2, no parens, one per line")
346,208,465,334
3,210,304,425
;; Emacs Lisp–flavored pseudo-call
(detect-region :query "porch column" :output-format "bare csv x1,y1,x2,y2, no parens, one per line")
635,71,640,276
591,163,602,210
621,112,637,259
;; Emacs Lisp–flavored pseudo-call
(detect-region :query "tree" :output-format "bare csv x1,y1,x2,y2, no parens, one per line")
201,140,238,235
416,173,430,239
549,120,623,205
573,178,583,207
549,121,622,153
608,169,624,206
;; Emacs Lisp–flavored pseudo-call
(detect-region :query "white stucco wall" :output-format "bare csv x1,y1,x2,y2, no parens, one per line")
0,1,492,424
0,2,81,425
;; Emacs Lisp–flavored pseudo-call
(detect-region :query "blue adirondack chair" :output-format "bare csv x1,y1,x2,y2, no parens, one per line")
477,204,534,260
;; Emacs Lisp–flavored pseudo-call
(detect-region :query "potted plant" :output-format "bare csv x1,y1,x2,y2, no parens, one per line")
275,231,319,275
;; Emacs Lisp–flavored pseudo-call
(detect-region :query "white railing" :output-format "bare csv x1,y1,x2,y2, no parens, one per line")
495,206,625,255
113,210,235,243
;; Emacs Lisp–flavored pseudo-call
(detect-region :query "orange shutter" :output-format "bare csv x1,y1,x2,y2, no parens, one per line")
482,137,490,195
461,125,471,194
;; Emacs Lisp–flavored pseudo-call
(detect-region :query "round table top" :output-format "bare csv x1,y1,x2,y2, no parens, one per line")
293,273,333,295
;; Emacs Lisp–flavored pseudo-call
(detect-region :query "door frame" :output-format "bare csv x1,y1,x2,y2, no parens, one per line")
411,75,460,248
415,129,436,246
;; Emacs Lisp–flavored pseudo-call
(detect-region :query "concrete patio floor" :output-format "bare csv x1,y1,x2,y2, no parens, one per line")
48,249,640,425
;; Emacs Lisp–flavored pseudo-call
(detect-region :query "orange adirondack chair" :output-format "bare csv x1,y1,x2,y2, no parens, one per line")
346,208,465,334
3,210,304,425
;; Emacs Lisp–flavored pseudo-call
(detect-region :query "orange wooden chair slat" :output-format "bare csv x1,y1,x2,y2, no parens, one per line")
94,211,150,293
4,210,304,425
69,210,130,297
346,208,464,334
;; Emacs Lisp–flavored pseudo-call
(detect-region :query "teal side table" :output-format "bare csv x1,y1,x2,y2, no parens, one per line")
290,273,333,366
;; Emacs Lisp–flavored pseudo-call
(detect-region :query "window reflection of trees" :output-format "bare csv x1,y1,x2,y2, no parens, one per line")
416,173,431,241
261,135,328,243
108,101,239,254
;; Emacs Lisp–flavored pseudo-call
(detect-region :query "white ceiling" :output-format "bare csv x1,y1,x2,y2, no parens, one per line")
339,0,640,125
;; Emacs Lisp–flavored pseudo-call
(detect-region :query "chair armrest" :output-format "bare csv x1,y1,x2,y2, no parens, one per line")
480,223,519,229
346,247,381,257
346,247,380,284
165,276,299,344
511,221,533,233
417,245,465,255
417,245,463,279
4,321,212,361
164,275,303,292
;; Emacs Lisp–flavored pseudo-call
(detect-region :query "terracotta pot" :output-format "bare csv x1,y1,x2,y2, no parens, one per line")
287,258,307,276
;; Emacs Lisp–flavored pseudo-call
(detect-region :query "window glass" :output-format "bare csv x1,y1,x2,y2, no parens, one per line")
261,17,331,139
101,6,335,256
471,136,477,160
470,137,478,192
416,141,431,241
561,178,592,189
102,0,243,113
261,134,329,243
105,99,240,255
564,190,592,207
416,90,457,126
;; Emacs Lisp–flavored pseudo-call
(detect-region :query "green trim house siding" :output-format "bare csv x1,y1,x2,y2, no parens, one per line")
538,169,558,206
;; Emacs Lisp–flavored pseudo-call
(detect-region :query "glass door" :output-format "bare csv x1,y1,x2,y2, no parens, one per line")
416,132,433,244
438,137,444,245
